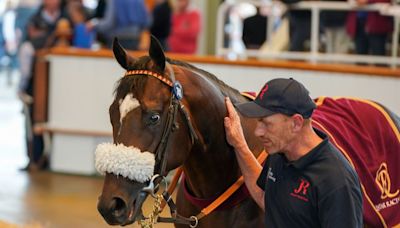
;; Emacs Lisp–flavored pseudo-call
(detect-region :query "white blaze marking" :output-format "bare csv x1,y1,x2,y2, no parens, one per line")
119,93,140,123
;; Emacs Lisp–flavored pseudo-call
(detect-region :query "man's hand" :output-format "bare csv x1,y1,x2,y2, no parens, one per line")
356,0,368,6
85,19,97,31
224,97,248,151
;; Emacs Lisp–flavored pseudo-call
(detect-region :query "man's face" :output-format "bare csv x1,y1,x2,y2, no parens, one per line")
254,113,295,154
43,0,61,11
176,0,189,12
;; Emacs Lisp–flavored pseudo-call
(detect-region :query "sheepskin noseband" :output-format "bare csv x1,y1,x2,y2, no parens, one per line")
95,143,155,183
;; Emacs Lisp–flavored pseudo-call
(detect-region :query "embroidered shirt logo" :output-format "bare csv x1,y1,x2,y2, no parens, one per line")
267,167,276,182
290,179,310,202
374,163,400,211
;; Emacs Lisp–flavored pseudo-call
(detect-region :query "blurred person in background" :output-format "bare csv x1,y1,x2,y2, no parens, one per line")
242,6,268,50
63,0,94,19
346,0,393,56
1,0,20,85
91,0,106,19
168,0,201,54
86,0,150,50
88,0,107,46
0,17,4,67
14,0,41,48
18,0,65,171
67,1,94,48
320,0,350,54
280,0,311,52
25,0,65,51
150,0,172,50
19,0,65,93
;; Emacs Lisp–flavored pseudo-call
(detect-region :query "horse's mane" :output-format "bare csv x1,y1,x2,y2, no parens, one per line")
114,56,243,101
167,58,242,98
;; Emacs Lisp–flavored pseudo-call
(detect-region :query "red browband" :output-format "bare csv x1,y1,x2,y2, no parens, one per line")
124,70,173,87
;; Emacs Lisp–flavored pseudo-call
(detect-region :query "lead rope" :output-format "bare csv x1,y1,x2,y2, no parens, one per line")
138,194,163,228
150,151,268,228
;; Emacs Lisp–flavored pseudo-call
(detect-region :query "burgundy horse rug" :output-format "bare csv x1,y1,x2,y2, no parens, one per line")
312,97,399,228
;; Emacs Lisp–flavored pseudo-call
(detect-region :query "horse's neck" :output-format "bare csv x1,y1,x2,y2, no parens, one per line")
182,88,262,198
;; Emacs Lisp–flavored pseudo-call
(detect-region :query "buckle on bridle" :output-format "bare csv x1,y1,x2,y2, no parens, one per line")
189,216,199,228
141,174,168,198
172,81,183,100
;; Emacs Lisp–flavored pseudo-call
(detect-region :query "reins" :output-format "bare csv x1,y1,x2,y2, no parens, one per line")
159,150,267,224
124,64,267,227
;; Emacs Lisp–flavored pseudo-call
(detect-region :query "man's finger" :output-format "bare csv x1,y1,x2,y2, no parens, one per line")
225,97,239,121
225,97,235,116
224,117,230,128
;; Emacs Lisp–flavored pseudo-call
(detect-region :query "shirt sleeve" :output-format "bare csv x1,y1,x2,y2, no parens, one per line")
318,184,363,228
94,0,115,33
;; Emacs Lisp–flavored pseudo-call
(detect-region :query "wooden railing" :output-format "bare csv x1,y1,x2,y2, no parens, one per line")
33,47,400,124
216,0,400,67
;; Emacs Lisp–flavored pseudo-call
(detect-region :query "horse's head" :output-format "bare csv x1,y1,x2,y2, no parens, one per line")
95,37,198,225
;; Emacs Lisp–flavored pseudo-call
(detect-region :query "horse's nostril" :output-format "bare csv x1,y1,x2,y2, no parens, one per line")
111,197,127,218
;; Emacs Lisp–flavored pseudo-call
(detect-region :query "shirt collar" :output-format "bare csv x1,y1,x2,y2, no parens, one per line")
287,128,328,170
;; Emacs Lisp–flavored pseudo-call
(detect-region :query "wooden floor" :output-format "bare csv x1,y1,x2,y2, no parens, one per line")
0,71,173,228
0,169,175,228
0,169,109,228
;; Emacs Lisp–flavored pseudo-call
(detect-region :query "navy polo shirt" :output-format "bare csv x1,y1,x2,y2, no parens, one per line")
257,129,363,228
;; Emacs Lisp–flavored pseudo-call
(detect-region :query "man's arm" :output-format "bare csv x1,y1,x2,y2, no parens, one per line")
224,97,265,210
87,0,114,33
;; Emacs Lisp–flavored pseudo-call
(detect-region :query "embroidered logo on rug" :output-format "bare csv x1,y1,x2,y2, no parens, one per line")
290,178,310,202
374,163,400,211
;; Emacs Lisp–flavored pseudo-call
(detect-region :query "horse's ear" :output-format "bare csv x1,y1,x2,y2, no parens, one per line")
112,37,136,70
149,35,165,71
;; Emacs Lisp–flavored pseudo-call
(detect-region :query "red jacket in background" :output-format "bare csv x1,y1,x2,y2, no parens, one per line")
168,8,201,54
346,0,393,37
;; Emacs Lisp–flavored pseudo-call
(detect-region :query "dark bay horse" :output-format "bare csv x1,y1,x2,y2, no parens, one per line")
95,36,265,227
95,36,400,227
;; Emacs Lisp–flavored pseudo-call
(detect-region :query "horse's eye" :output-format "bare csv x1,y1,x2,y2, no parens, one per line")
150,114,161,124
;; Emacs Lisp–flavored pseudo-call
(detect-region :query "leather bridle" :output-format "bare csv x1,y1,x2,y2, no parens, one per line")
125,63,197,176
124,63,200,227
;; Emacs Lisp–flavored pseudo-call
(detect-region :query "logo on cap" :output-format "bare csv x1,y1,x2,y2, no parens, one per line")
259,84,269,100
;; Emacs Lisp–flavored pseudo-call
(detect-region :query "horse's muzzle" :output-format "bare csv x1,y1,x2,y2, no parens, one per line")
97,191,148,226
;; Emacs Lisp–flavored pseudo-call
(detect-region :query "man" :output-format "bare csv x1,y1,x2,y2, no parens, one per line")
18,0,65,171
242,7,267,49
150,0,172,50
346,0,392,57
281,0,311,52
86,0,150,50
224,78,363,227
168,0,201,54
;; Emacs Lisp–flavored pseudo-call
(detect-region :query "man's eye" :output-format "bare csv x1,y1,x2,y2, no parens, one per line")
150,114,161,124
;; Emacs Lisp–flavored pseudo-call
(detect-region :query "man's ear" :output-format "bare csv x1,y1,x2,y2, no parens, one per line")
291,114,304,132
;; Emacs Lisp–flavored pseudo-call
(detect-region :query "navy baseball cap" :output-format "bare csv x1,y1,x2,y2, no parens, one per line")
235,78,316,118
